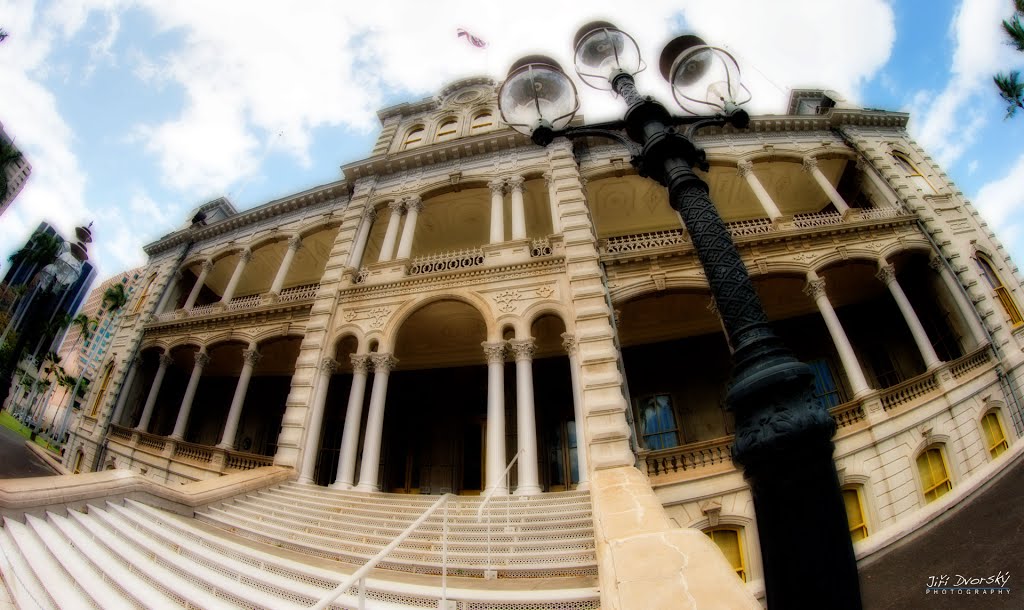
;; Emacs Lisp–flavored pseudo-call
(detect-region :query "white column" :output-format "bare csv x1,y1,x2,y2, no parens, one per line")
348,207,377,270
356,354,398,491
298,358,338,484
803,156,851,215
218,345,261,449
488,179,505,244
182,260,213,311
220,249,253,304
395,196,422,260
877,263,942,369
509,339,541,495
737,160,783,220
136,353,173,432
482,342,507,495
154,271,180,315
857,159,900,208
561,333,589,490
929,255,988,348
269,237,302,295
377,201,405,263
332,354,371,489
170,350,210,440
110,356,142,426
544,172,560,234
803,272,872,397
508,176,527,240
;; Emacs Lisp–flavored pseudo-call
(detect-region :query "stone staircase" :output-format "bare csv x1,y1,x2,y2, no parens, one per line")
0,482,601,609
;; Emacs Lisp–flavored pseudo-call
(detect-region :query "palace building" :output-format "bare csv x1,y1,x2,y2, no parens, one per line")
7,78,1021,607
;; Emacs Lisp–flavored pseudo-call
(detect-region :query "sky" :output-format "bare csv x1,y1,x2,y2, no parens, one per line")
1,0,1024,283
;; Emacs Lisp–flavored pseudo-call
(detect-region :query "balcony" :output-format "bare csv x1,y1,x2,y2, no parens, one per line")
107,425,274,481
148,283,321,327
640,345,995,484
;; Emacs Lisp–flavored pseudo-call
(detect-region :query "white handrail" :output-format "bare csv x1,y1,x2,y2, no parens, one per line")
476,450,521,522
309,493,453,610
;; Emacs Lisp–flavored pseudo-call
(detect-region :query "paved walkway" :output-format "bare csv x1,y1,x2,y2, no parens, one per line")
0,424,57,479
859,451,1024,609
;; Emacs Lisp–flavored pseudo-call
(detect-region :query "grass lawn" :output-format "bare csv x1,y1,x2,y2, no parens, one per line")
0,410,62,453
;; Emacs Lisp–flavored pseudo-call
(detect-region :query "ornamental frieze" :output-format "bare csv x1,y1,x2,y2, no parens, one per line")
342,306,394,330
486,283,559,314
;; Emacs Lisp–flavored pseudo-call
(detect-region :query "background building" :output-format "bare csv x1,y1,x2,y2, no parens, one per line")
0,121,31,217
5,78,1019,607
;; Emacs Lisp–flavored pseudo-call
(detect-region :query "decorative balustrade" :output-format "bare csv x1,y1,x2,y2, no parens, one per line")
857,205,908,221
408,247,485,276
725,217,776,237
880,372,940,412
792,211,845,228
225,293,262,311
187,303,218,317
601,228,689,254
108,424,132,441
173,441,214,464
530,237,553,257
225,450,274,471
949,345,994,379
830,401,866,428
277,282,320,302
643,437,734,477
135,432,167,452
152,311,177,323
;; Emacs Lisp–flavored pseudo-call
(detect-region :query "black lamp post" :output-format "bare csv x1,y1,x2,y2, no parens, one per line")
498,22,861,608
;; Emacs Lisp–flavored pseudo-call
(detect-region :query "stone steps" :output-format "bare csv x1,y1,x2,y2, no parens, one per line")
0,485,601,609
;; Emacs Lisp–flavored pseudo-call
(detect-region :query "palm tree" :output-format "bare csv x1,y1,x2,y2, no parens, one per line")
0,139,23,203
0,29,7,44
102,283,128,312
995,1,1024,117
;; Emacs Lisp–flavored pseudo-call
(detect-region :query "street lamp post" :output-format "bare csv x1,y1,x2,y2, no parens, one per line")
498,22,861,608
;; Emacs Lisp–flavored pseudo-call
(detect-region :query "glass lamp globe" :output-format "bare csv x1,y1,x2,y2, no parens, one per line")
573,21,642,90
498,55,579,138
659,35,751,116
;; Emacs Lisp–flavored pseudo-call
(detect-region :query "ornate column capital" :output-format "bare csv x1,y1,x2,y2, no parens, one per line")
237,248,253,263
319,357,339,373
876,263,897,285
193,352,211,369
508,339,536,362
158,354,175,367
130,355,144,368
287,235,303,251
488,178,506,194
803,278,828,300
362,206,378,223
802,156,820,173
174,269,185,281
242,349,262,367
350,354,371,374
506,176,525,192
543,171,554,187
482,341,507,364
404,196,423,214
928,255,946,273
560,332,578,356
388,200,407,216
201,259,215,273
371,353,399,373
736,160,754,177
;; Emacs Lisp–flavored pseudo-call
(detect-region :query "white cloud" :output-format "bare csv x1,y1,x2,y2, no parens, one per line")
974,153,1024,227
911,0,1021,168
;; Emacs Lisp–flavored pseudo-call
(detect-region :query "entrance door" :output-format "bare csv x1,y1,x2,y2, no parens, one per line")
460,418,484,495
390,443,421,494
546,419,579,491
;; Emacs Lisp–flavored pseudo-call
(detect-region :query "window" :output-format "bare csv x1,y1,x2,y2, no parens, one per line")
842,487,868,541
89,364,114,417
637,394,679,450
891,151,936,194
916,446,952,503
808,358,843,408
132,274,157,314
705,528,746,581
435,118,458,142
981,411,1009,458
470,112,493,134
402,126,425,150
976,253,1023,327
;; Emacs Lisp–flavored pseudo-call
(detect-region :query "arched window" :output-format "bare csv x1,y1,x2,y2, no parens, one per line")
916,445,952,503
402,126,425,150
132,274,157,314
636,394,679,449
73,450,84,474
470,111,494,134
981,411,1009,458
891,150,936,194
976,253,1023,327
705,527,746,582
435,118,459,142
89,363,115,417
842,486,869,541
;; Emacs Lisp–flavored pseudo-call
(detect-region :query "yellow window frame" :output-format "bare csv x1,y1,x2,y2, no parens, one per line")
981,412,1009,458
842,487,868,541
705,527,746,582
916,446,952,503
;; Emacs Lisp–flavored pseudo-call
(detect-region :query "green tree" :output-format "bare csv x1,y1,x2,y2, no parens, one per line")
995,1,1024,118
0,139,23,202
0,29,7,44
102,283,128,312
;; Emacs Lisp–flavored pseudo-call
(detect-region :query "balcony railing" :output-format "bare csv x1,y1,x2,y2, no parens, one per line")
641,346,995,480
150,283,321,324
792,211,844,228
107,425,275,476
603,228,689,254
726,217,775,237
408,247,485,276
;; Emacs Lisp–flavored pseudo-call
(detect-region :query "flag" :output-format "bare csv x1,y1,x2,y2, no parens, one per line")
457,28,487,49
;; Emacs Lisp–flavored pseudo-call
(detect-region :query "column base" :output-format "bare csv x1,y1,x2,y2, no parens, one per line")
483,485,509,497
329,481,353,491
513,485,542,496
575,481,590,492
215,442,234,451
354,483,380,492
297,475,316,485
